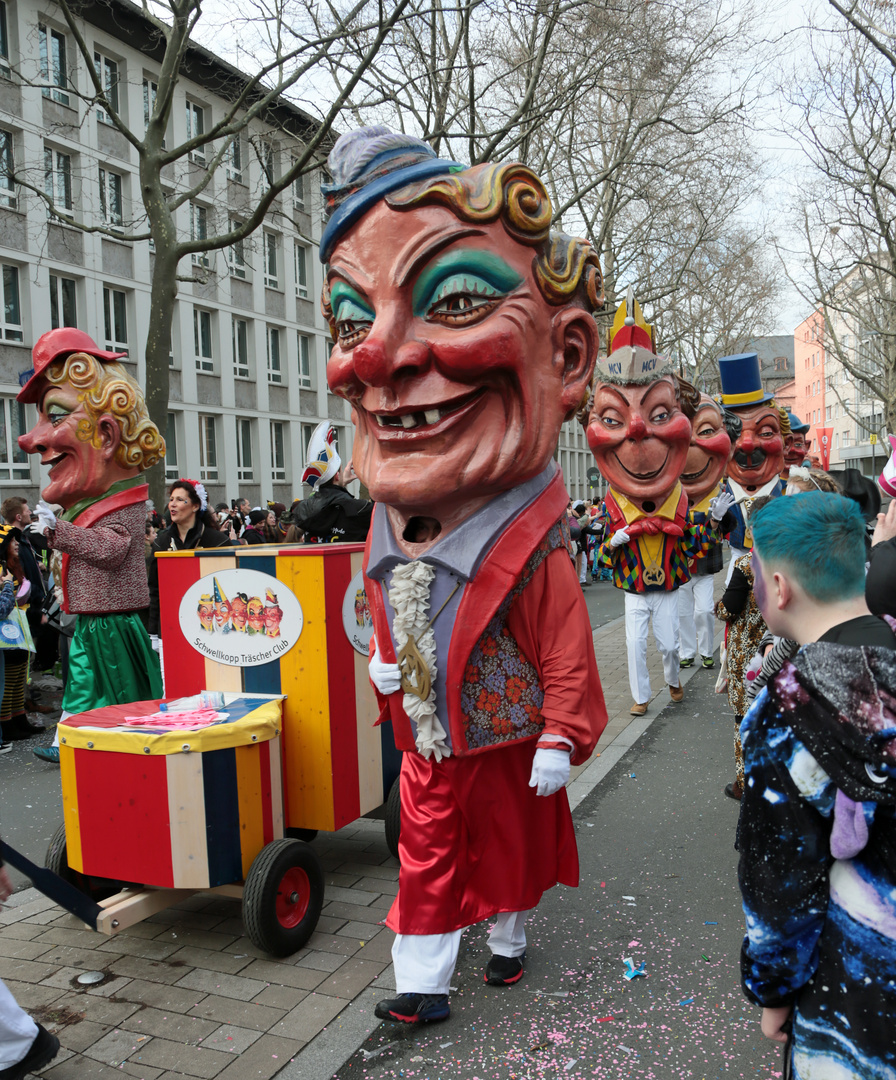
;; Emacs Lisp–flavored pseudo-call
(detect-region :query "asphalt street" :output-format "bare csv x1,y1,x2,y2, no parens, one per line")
332,665,781,1080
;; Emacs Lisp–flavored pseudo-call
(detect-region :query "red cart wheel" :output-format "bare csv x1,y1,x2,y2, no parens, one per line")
243,839,323,957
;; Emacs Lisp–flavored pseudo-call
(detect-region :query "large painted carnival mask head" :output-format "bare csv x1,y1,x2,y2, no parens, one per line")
587,294,698,512
16,329,164,509
320,126,604,520
718,352,789,492
681,395,738,505
783,412,811,477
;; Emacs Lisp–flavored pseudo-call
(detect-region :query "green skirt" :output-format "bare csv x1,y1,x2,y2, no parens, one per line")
63,613,163,715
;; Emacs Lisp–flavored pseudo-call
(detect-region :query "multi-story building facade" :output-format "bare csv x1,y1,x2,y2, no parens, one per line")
0,0,593,508
793,311,826,451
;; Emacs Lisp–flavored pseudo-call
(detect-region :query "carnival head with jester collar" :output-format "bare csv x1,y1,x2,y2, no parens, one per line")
586,291,700,512
320,126,604,522
16,328,164,509
717,352,790,493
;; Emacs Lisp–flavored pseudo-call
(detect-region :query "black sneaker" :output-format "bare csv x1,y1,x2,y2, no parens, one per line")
374,993,450,1023
702,656,715,669
0,742,11,755
485,953,525,985
679,657,694,669
0,1023,60,1079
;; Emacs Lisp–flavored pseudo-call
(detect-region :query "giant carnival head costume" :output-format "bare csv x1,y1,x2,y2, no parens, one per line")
717,352,790,493
320,126,604,522
586,291,700,512
783,411,811,478
878,436,896,498
17,328,164,510
302,421,341,489
680,394,740,506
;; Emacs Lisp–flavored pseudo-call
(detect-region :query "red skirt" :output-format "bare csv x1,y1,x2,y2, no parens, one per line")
387,739,579,935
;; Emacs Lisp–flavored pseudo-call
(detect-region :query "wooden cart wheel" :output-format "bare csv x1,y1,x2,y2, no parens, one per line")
45,822,127,902
385,778,401,862
242,839,324,957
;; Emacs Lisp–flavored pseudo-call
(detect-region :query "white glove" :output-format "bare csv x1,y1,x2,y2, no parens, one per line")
150,634,162,654
709,491,735,522
610,527,630,548
34,499,57,533
528,747,571,797
369,647,402,696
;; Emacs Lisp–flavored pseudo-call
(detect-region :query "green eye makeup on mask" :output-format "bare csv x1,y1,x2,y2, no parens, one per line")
413,250,523,316
330,282,375,326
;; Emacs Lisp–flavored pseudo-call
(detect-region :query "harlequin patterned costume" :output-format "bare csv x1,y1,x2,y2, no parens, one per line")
714,552,766,789
365,465,607,938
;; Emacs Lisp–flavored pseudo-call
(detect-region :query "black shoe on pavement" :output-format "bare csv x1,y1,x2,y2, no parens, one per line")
702,655,715,669
485,953,525,985
0,742,12,755
724,782,743,801
0,1023,60,1079
679,657,694,668
374,993,450,1023
0,720,30,742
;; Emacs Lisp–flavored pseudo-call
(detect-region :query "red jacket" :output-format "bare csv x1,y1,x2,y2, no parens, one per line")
365,471,607,764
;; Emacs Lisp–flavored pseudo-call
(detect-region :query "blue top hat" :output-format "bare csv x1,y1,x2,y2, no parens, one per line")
717,353,776,408
785,411,810,434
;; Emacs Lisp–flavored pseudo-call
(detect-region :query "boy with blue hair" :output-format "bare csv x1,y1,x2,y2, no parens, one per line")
738,492,896,1078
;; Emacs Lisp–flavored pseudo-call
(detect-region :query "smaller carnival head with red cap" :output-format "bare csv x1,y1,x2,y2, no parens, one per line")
17,329,164,509
680,395,739,506
587,291,699,512
717,353,790,492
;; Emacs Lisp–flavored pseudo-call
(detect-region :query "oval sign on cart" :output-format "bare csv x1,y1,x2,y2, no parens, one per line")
342,569,373,656
179,568,303,667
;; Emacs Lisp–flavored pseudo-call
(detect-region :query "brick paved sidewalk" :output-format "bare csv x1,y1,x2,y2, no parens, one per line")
1,581,728,1080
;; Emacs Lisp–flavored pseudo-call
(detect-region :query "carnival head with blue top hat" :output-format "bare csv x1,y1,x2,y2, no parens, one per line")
320,125,605,520
716,352,790,491
783,411,811,475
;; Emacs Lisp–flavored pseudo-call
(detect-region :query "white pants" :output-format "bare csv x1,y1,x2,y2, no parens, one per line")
726,546,748,584
50,710,71,749
392,910,530,995
0,979,37,1070
678,575,715,660
624,590,680,704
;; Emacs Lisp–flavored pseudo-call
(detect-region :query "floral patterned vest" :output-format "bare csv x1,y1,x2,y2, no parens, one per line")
460,517,572,750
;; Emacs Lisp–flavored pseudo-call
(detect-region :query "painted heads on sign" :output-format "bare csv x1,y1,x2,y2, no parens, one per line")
263,588,283,638
230,593,249,632
320,126,603,522
680,395,739,506
17,331,164,510
247,596,265,634
197,593,215,633
717,353,789,492
587,292,699,512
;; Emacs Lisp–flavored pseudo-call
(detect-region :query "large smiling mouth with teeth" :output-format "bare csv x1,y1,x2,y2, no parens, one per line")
368,389,486,439
42,454,66,473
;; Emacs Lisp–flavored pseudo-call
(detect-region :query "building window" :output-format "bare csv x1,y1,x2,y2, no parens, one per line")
826,405,832,421
194,308,213,372
226,137,242,182
199,415,218,481
260,141,275,185
232,317,250,378
39,24,69,105
49,274,77,329
291,159,304,209
227,218,246,279
270,421,286,481
301,422,315,459
0,397,29,481
190,202,209,268
142,78,166,147
44,146,72,217
267,325,282,383
264,232,278,289
103,287,128,352
165,412,179,480
0,128,14,209
236,418,253,481
1,265,22,341
0,1,10,78
294,242,308,298
99,166,123,229
93,51,119,123
186,101,205,163
297,332,312,388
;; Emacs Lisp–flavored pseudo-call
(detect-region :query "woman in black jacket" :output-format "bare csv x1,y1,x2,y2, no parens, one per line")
147,479,231,636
